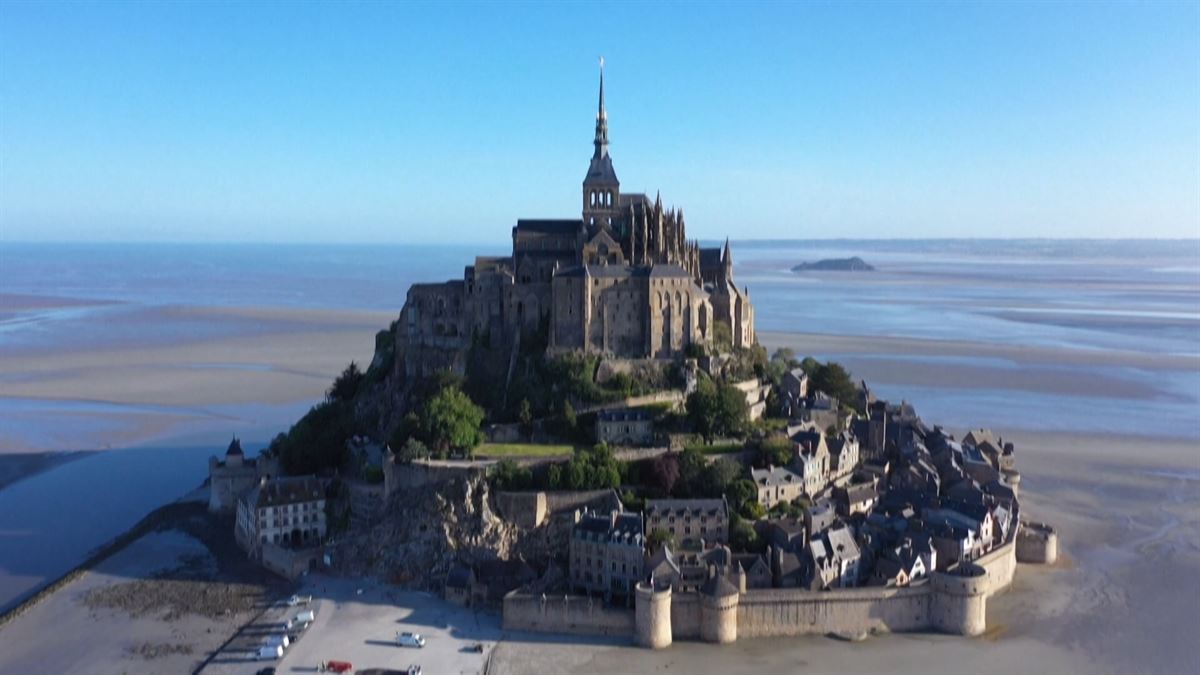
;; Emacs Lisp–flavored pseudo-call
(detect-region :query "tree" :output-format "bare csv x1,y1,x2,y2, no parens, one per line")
649,453,681,495
810,361,857,406
687,377,749,442
396,438,430,463
421,386,485,455
493,459,533,491
741,500,767,520
701,458,743,498
711,322,733,354
758,436,793,468
675,447,709,497
327,361,365,403
647,529,675,553
518,398,534,437
559,399,577,437
272,400,353,475
726,479,759,513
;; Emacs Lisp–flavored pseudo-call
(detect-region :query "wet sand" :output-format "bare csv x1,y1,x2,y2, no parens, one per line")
0,303,392,454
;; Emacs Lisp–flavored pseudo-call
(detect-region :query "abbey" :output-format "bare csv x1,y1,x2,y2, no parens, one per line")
398,65,754,376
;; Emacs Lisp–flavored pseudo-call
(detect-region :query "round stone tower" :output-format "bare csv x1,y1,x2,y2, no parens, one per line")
700,573,740,644
634,581,672,649
1016,520,1058,565
1002,468,1021,498
931,562,988,637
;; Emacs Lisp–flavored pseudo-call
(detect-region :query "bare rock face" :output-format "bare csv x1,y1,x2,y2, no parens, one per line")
327,475,556,590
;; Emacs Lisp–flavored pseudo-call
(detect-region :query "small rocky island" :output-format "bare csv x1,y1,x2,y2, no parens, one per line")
792,256,875,272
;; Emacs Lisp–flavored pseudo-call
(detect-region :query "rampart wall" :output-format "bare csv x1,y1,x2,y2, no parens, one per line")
502,540,1032,647
503,592,634,637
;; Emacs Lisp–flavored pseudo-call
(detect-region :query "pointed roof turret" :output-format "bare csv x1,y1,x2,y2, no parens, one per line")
583,57,618,188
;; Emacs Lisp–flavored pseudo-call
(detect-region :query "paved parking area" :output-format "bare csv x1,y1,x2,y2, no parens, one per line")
202,574,498,675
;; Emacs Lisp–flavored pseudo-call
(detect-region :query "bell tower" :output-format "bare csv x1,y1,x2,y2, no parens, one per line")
583,57,620,231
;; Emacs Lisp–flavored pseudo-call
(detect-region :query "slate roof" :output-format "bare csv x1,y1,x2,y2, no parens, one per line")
515,219,581,235
752,465,801,488
248,476,324,509
645,498,728,518
597,408,652,423
701,572,739,598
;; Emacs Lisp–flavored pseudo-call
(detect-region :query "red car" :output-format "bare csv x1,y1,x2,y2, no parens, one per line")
321,661,352,673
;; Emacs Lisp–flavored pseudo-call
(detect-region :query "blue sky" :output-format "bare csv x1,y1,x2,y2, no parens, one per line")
1,1,1197,244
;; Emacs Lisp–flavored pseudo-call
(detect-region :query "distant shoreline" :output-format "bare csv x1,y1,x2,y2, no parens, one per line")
0,450,90,493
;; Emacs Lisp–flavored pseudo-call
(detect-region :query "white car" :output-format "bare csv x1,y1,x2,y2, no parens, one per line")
396,632,426,648
287,594,312,606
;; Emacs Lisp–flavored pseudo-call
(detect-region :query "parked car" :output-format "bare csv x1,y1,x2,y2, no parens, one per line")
396,632,426,648
407,666,423,675
295,609,316,624
255,668,276,675
322,661,353,674
257,645,283,661
287,594,312,606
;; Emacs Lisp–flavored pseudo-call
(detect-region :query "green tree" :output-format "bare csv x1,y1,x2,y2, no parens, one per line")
327,361,365,403
726,478,758,512
518,398,534,437
810,361,857,405
701,457,743,498
492,459,533,491
711,322,733,354
558,399,577,437
272,400,353,475
647,529,675,553
741,500,767,521
758,436,793,467
687,377,749,442
396,438,430,463
421,386,485,455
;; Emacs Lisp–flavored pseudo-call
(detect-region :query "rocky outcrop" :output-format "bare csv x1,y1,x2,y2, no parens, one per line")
792,257,875,272
327,475,562,589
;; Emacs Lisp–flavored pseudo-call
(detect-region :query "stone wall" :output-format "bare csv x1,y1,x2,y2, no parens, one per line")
543,488,623,515
503,592,634,637
494,491,548,528
1016,520,1058,564
260,543,322,580
384,460,487,497
504,540,1022,646
736,585,932,639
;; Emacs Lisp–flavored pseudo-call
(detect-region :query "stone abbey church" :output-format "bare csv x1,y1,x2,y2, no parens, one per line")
398,66,755,377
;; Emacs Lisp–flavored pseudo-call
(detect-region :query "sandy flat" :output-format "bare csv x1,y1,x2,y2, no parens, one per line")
0,530,253,675
759,330,1200,372
0,304,394,454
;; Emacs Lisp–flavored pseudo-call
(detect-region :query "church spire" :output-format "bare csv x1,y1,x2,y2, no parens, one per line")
593,57,609,159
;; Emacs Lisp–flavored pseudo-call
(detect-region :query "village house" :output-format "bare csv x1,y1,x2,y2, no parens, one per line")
234,475,327,560
804,523,861,590
792,391,840,432
570,509,645,601
751,464,805,509
827,430,860,482
644,498,729,549
834,483,879,517
595,408,655,446
788,424,831,496
780,367,808,407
